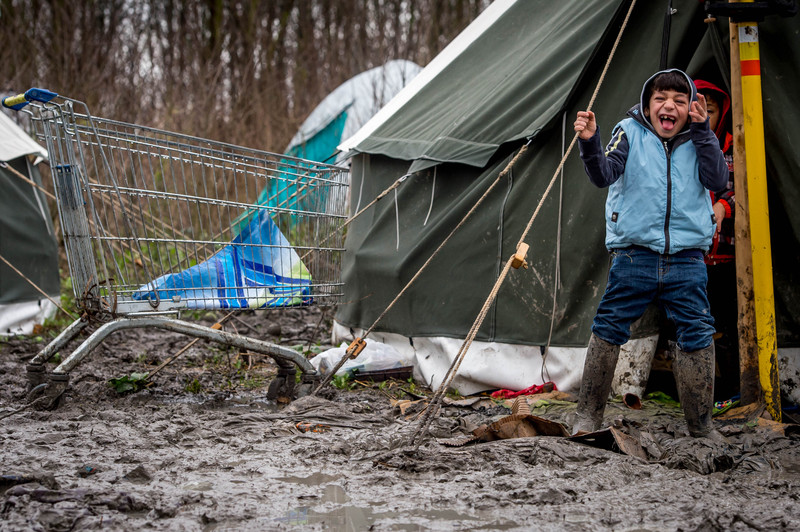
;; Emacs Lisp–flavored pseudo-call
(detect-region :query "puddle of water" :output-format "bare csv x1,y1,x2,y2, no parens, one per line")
209,477,519,531
210,503,490,531
276,503,370,529
276,471,341,486
273,503,521,531
159,393,280,412
182,481,214,491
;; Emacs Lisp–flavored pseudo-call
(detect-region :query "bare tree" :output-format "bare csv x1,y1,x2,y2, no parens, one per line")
1,0,489,151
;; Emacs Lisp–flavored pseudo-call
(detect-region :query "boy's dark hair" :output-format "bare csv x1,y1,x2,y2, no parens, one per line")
697,88,722,108
645,71,691,102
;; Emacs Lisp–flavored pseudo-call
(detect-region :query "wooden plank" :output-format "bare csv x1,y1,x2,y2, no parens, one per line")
728,16,760,406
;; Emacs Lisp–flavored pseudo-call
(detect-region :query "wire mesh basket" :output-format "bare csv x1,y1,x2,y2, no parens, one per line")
4,88,350,406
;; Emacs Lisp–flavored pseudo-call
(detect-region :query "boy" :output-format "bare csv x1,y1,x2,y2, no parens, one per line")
572,69,729,437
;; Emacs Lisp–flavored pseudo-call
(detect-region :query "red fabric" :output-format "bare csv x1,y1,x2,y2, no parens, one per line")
490,381,557,399
720,198,732,219
722,131,733,154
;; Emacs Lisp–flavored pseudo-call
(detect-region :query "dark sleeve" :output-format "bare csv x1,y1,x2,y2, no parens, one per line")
578,126,628,188
690,120,729,193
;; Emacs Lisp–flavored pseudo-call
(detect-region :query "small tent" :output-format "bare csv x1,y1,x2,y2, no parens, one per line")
257,60,421,218
285,60,422,164
0,111,59,335
333,0,800,401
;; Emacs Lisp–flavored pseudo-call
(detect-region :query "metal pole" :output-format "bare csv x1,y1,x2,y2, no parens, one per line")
737,4,781,421
728,17,760,406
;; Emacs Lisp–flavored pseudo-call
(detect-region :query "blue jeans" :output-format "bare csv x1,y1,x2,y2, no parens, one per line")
592,246,715,352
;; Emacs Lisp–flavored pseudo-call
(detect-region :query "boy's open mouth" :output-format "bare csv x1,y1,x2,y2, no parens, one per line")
659,115,676,131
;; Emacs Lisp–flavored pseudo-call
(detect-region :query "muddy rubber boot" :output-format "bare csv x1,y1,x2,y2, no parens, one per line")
673,344,715,437
572,334,621,434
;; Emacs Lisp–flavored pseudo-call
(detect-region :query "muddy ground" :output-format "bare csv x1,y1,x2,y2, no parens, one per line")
1,307,799,531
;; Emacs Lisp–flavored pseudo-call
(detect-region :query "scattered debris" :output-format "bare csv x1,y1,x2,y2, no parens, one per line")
569,426,648,461
437,397,569,446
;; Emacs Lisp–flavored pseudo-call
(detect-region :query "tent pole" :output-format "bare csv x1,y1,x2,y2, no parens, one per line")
735,2,781,421
728,16,759,407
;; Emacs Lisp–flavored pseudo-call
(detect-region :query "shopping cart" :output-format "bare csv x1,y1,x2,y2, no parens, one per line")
3,88,349,408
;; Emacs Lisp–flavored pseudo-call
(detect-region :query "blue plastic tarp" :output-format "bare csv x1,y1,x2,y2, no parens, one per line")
133,209,311,309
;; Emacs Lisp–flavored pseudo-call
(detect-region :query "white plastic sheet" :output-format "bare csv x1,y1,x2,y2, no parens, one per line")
310,338,413,377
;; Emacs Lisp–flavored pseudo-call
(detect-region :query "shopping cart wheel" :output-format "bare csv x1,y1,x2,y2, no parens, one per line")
295,372,320,398
26,363,47,390
26,374,68,411
267,363,296,400
294,383,314,398
266,376,286,400
267,376,297,400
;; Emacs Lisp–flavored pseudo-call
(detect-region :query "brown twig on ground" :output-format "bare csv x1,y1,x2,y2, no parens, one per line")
227,313,258,334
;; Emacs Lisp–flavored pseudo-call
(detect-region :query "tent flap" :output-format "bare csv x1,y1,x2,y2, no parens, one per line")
0,157,59,305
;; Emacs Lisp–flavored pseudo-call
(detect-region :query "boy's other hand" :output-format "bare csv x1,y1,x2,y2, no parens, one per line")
713,201,725,233
690,93,708,124
574,111,597,140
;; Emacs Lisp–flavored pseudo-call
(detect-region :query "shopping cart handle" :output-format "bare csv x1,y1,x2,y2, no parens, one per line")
2,88,58,110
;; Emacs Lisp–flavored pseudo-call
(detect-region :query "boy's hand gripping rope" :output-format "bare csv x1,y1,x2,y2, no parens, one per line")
408,0,639,449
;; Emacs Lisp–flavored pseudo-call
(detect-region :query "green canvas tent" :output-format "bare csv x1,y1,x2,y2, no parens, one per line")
333,0,800,398
0,111,59,335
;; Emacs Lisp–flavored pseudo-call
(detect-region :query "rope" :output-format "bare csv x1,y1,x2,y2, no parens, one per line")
354,161,366,213
409,0,638,448
0,161,56,201
0,253,77,320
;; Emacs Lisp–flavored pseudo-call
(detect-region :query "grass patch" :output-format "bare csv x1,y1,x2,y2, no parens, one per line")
185,378,202,394
109,372,150,394
332,373,355,391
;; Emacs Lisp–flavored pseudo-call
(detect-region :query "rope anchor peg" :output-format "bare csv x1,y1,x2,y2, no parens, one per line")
510,242,529,269
346,337,367,359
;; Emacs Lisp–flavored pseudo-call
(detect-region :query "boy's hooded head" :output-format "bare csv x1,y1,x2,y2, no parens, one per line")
640,69,695,139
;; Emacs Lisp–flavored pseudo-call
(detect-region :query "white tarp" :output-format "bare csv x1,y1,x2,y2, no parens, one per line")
0,111,47,162
334,321,800,404
332,320,585,395
0,299,57,336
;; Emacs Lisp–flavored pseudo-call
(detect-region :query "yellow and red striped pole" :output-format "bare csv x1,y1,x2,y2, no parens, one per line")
737,9,781,421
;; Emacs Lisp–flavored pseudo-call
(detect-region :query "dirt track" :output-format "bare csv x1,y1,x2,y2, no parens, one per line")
2,309,799,531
